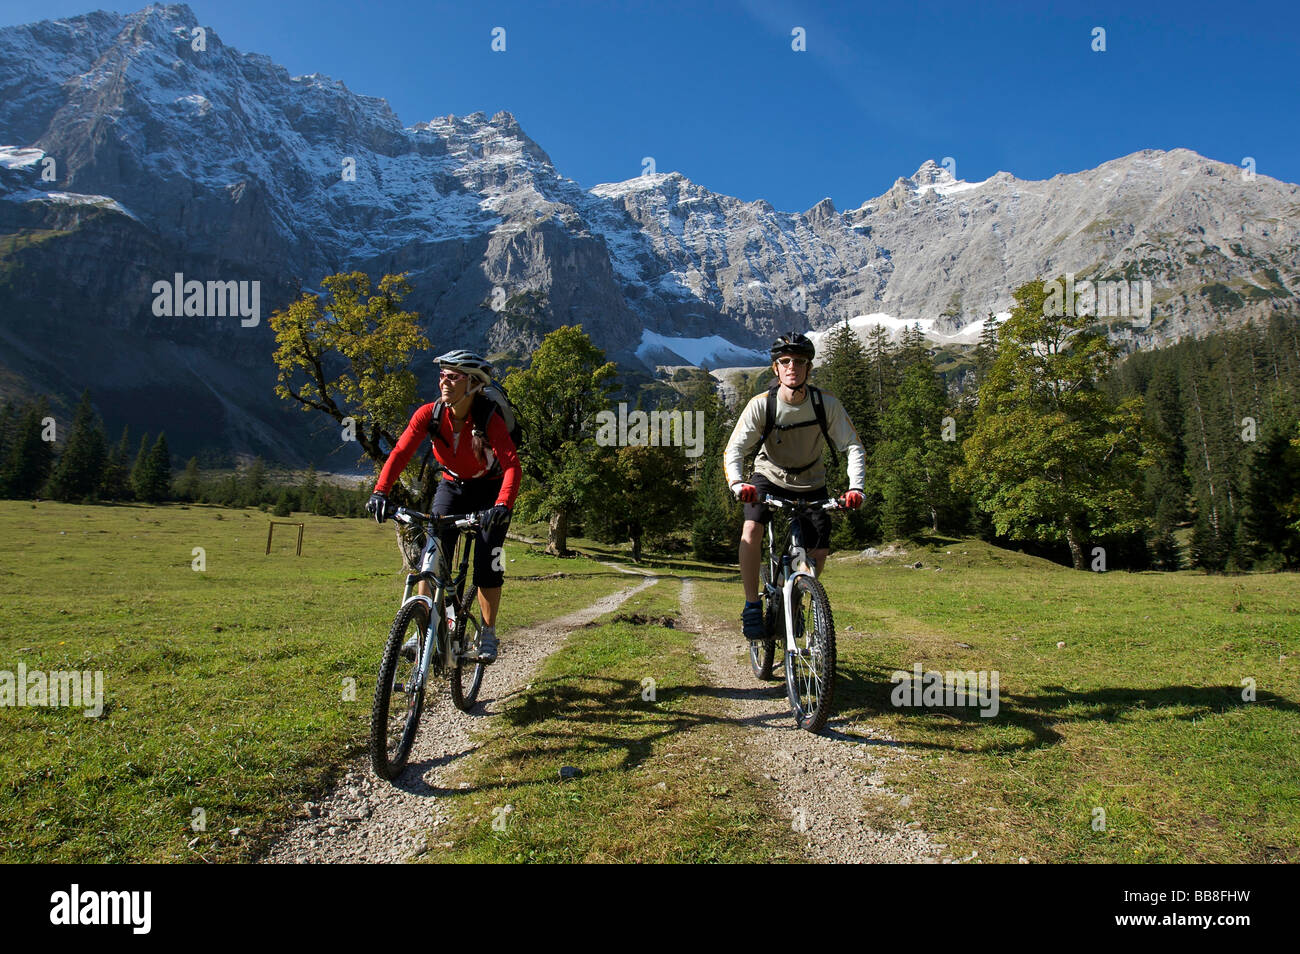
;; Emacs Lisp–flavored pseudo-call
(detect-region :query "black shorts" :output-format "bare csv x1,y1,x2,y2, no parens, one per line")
742,475,832,550
432,475,508,589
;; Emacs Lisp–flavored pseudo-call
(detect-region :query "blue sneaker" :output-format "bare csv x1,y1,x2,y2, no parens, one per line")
742,601,766,640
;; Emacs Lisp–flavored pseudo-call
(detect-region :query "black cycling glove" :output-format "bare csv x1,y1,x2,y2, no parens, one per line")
367,492,391,525
480,504,511,537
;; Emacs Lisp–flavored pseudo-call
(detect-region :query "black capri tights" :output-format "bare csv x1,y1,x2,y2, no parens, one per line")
432,475,509,589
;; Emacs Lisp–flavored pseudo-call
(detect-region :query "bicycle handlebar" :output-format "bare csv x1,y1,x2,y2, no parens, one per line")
761,494,843,512
393,507,481,530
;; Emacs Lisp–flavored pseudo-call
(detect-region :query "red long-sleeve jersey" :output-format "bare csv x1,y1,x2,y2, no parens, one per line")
374,401,520,508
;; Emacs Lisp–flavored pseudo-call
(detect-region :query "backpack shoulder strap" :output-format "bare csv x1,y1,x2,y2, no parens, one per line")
760,385,779,446
469,392,501,437
418,401,447,483
428,400,448,445
808,386,840,468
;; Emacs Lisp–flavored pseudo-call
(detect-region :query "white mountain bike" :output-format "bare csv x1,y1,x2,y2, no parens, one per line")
750,494,841,733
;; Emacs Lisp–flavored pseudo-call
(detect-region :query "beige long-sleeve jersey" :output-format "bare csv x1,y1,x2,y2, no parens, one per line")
724,387,866,493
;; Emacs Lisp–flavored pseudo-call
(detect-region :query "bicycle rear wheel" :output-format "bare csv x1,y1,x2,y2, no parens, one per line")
784,573,836,733
450,584,485,711
749,561,777,680
370,601,429,780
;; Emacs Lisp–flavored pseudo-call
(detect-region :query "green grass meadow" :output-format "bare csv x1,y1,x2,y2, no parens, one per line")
691,538,1300,863
0,501,630,862
2,502,1297,863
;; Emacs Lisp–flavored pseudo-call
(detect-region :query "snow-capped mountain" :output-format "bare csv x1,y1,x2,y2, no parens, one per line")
2,4,1297,463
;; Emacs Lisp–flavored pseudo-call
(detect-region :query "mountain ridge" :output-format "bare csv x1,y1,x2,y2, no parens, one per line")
1,3,1297,464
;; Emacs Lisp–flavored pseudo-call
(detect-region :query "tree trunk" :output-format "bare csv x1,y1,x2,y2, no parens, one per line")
1064,516,1086,570
546,507,570,556
631,533,642,564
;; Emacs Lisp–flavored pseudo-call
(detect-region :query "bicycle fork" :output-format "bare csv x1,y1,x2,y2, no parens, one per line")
400,569,447,690
781,570,817,656
770,545,816,656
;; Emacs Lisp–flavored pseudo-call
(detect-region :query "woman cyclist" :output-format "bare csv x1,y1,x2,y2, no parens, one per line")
366,350,520,664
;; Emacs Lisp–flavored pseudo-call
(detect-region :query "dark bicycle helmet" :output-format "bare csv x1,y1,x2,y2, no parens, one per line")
770,332,815,362
435,349,493,385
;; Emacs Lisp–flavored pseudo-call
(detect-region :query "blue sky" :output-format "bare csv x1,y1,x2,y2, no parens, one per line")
2,0,1297,210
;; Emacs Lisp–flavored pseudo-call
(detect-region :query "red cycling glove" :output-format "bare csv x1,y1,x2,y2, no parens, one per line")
734,483,758,503
840,490,865,509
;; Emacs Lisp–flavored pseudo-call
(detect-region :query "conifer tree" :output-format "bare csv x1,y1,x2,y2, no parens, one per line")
46,391,108,502
818,320,876,450
0,398,55,499
1182,357,1238,569
973,313,1000,387
874,363,961,537
301,464,319,514
177,457,202,502
896,322,931,371
129,433,152,499
100,426,133,500
1239,411,1300,568
0,401,16,475
863,324,898,420
133,433,172,502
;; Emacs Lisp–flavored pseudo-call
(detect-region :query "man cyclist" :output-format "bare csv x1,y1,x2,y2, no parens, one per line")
366,350,520,663
724,332,867,640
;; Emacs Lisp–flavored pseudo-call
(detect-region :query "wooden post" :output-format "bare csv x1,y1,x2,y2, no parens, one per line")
266,521,306,556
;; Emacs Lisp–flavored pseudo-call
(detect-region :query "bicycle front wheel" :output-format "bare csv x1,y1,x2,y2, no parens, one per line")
450,584,485,711
370,601,429,780
784,574,836,733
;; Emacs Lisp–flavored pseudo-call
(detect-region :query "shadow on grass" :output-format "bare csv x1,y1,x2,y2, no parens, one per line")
836,662,1300,753
428,668,911,799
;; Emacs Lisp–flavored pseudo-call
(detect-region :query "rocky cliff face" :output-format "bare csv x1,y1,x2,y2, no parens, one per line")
2,3,1297,463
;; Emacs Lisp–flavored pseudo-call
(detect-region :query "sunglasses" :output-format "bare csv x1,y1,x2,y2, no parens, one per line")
439,369,467,382
776,356,810,368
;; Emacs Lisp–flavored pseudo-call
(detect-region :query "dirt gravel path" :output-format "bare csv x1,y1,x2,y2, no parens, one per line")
261,576,660,864
681,578,949,864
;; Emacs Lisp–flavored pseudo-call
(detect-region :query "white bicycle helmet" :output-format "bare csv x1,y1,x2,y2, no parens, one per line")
435,349,492,385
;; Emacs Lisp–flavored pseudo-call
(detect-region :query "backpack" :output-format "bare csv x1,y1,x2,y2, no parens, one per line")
758,384,838,476
418,378,524,483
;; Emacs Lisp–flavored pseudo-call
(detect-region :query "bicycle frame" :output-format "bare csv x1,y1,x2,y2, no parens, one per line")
763,495,838,651
396,510,476,689
765,505,816,653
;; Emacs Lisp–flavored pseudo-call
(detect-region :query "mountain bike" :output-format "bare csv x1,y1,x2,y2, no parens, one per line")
370,506,487,781
749,494,841,733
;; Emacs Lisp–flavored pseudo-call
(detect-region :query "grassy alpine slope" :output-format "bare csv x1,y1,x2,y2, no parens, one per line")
3,501,1297,863
690,538,1300,863
0,500,632,862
